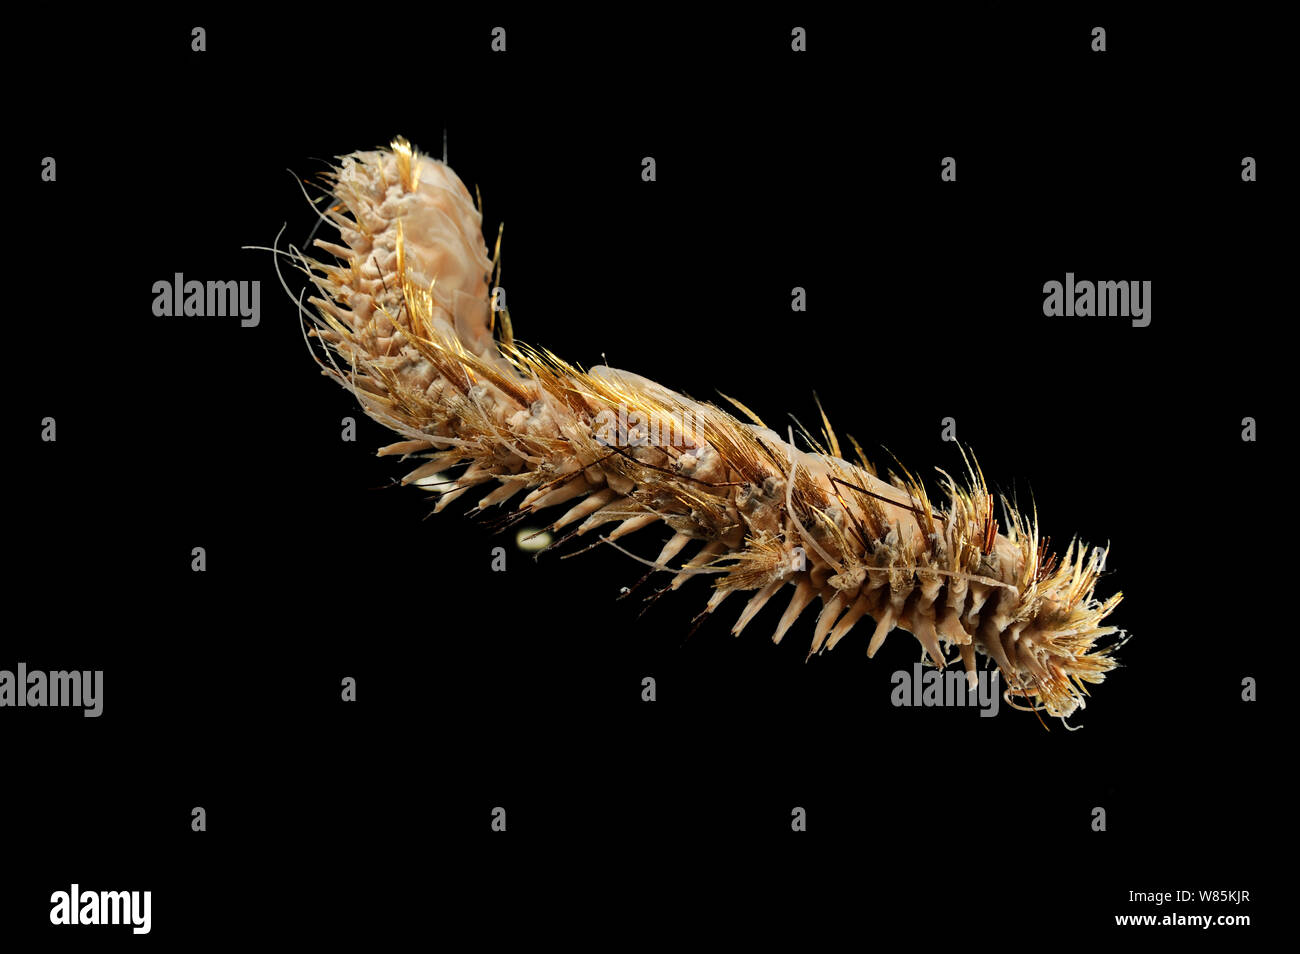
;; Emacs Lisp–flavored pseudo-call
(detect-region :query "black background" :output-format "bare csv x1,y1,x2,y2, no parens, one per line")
8,6,1282,945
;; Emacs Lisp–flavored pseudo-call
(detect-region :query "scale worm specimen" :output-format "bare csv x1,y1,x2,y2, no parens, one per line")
279,136,1128,724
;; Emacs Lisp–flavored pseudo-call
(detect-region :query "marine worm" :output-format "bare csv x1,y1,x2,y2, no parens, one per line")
274,136,1128,725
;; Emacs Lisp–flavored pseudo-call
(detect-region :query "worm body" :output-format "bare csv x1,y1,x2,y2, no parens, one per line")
286,137,1127,723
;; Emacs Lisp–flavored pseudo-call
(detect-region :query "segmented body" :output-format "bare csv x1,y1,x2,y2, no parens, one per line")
286,137,1127,723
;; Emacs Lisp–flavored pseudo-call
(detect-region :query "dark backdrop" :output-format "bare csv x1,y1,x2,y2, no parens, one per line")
8,7,1281,945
